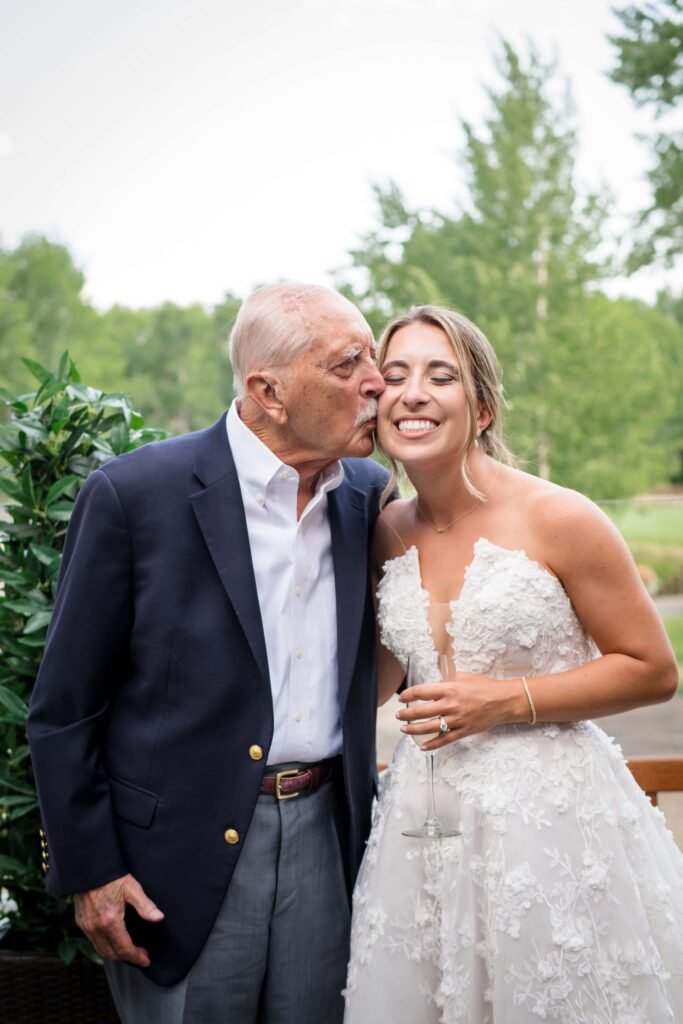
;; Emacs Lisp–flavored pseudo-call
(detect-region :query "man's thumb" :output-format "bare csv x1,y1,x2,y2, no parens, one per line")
125,879,164,922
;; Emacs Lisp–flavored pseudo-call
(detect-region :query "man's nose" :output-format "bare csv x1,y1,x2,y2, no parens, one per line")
361,364,385,398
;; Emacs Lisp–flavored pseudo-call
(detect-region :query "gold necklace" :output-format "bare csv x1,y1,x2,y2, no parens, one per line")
416,466,499,534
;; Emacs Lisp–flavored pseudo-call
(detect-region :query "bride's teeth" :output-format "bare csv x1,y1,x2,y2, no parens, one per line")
398,420,437,432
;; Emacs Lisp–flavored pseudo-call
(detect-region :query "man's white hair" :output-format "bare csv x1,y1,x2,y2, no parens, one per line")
229,282,344,399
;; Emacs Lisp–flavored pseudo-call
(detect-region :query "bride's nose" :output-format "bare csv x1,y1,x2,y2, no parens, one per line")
401,376,429,407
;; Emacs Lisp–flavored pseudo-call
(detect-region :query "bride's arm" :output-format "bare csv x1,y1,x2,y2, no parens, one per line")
399,489,679,748
371,509,409,706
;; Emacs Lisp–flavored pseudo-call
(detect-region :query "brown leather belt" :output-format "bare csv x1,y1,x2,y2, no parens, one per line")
260,761,333,801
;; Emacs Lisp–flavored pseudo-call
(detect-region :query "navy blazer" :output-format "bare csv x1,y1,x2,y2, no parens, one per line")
27,414,389,985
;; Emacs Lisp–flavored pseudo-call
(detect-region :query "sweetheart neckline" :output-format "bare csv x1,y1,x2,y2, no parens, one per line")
382,536,563,609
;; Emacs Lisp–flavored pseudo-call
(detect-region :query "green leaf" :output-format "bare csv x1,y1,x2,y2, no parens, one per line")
2,599,47,614
28,543,61,568
76,937,102,964
58,937,78,965
0,476,23,501
45,504,73,522
0,772,35,796
23,610,52,635
1,794,38,811
7,800,40,820
0,852,27,876
45,475,79,506
57,350,71,380
20,358,52,386
0,685,29,724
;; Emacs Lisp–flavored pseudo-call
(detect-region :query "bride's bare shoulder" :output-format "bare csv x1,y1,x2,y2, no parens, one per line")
508,470,627,570
371,499,415,571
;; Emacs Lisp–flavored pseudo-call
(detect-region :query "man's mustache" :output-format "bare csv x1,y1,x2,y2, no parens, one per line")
354,400,378,427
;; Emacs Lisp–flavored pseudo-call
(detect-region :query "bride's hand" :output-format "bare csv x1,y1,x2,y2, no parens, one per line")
396,673,526,749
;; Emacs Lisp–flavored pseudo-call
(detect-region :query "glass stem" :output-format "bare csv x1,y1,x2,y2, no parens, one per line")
426,752,439,826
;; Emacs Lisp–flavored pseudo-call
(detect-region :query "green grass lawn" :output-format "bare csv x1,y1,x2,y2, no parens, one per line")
604,500,683,548
665,615,683,692
603,500,683,591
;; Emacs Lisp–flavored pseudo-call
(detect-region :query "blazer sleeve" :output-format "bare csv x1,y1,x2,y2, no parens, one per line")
27,469,133,895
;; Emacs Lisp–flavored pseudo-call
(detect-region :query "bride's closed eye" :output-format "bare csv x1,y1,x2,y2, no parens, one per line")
381,371,461,385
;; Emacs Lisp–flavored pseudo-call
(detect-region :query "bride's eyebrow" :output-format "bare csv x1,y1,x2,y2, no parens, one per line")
428,360,459,373
380,359,460,372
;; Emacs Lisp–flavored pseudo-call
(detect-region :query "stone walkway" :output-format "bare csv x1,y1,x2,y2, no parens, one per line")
377,695,683,848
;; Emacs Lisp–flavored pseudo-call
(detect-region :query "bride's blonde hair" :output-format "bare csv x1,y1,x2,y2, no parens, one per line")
376,305,514,507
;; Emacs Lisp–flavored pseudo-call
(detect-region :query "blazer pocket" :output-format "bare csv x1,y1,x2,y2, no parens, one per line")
108,774,160,829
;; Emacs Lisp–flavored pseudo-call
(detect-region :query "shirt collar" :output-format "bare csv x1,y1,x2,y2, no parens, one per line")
225,401,344,504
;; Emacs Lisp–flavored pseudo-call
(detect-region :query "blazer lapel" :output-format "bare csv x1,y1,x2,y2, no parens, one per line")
190,418,270,690
328,481,370,716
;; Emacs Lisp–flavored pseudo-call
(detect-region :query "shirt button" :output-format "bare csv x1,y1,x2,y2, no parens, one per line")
279,470,289,479
255,492,264,503
295,648,302,659
294,585,301,597
224,829,240,845
295,712,302,722
249,745,263,761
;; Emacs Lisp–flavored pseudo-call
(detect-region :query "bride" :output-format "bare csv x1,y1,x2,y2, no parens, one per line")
343,305,682,1023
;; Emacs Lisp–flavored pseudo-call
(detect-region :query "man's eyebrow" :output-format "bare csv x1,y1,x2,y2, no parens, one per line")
329,344,362,363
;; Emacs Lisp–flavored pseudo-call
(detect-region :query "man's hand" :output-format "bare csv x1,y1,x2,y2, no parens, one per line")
74,873,164,966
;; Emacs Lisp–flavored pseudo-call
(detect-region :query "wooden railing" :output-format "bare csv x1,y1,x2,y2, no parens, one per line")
627,757,683,806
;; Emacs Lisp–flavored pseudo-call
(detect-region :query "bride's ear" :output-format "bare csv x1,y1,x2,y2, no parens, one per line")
476,404,493,437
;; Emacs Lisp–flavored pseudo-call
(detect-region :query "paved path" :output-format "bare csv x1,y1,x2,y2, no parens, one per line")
654,594,683,619
377,695,683,848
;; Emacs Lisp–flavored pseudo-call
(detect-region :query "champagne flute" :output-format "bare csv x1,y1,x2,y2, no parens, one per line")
401,651,461,839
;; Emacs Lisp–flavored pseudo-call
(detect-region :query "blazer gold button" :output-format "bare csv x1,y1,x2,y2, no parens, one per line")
249,745,263,761
224,828,239,845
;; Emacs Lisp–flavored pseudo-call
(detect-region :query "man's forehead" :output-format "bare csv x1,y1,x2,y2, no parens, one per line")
306,304,372,348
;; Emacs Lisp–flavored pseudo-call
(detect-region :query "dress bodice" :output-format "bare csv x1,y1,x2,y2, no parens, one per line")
376,537,598,682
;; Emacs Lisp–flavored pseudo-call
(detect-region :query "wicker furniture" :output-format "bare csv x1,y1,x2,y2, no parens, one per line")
0,951,119,1024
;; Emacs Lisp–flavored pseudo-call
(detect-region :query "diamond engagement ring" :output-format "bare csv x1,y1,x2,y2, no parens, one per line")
438,715,450,734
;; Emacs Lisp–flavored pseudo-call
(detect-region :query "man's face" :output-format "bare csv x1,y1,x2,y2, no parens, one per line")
280,296,385,463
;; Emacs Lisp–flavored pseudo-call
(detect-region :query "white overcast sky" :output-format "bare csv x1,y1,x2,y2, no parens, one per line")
0,0,678,310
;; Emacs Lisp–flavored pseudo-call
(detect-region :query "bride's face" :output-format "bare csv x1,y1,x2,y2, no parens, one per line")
377,321,473,466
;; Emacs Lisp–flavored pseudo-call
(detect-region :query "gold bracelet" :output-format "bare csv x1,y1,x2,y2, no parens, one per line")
521,676,537,725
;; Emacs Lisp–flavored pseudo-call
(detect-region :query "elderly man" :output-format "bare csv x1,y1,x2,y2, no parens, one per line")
27,283,388,1023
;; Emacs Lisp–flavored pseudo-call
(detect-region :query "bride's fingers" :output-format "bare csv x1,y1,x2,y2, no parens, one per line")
400,716,443,734
399,683,448,703
420,724,468,750
396,698,454,722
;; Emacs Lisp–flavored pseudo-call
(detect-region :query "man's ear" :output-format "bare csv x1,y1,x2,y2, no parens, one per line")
244,371,289,425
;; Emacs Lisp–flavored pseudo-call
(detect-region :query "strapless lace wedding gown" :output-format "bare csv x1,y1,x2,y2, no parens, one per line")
344,539,683,1024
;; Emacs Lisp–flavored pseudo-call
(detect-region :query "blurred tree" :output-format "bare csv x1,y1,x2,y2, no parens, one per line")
656,288,683,481
342,42,678,497
0,237,102,394
0,236,239,433
542,294,678,496
609,0,683,267
102,301,233,433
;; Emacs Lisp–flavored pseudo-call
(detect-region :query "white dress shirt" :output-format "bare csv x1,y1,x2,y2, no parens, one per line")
226,401,344,765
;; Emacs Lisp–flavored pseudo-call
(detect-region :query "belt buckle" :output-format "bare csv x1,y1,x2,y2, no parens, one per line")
275,768,302,801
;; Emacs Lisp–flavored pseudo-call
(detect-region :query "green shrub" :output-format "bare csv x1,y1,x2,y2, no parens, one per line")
0,354,165,962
